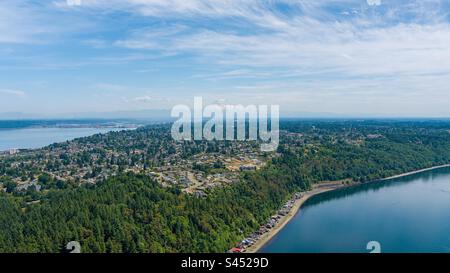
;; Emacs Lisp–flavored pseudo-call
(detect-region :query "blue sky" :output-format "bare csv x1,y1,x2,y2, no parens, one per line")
1,0,450,117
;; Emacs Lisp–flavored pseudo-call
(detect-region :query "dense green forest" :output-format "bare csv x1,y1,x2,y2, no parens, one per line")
1,120,450,252
0,155,306,253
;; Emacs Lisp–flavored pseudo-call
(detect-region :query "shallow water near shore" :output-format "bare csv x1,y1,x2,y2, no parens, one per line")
261,167,450,253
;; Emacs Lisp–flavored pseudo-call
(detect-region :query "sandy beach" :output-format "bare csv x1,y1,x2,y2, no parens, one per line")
244,164,450,253
244,181,347,253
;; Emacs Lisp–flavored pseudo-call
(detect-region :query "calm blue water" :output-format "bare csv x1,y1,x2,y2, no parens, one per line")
0,127,120,151
261,167,450,253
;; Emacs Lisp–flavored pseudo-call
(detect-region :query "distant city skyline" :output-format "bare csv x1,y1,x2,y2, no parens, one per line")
1,0,450,117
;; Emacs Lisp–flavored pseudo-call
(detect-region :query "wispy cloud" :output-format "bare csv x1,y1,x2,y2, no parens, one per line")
124,95,153,103
367,0,381,6
110,3,450,88
123,95,173,107
0,89,26,97
0,2,42,44
2,0,450,116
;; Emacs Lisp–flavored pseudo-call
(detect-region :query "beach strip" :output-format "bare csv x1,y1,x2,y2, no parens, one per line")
244,182,345,253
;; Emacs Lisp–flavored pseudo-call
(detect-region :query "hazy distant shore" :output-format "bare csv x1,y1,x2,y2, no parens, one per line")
247,164,450,253
0,126,138,152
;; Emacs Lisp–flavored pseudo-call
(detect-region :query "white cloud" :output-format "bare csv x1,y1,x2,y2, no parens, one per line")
123,95,171,104
0,3,38,43
0,1,99,45
115,20,450,80
126,95,154,103
3,0,450,116
367,0,381,6
66,0,450,115
0,89,26,97
66,0,82,6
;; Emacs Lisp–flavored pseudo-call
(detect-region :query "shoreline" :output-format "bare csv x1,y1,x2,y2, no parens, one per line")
380,164,450,181
245,163,450,253
244,181,345,253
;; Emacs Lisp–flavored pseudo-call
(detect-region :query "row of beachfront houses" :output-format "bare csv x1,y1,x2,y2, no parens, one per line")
229,192,303,253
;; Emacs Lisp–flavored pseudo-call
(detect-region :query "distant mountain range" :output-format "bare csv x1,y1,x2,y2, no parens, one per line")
0,110,173,121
